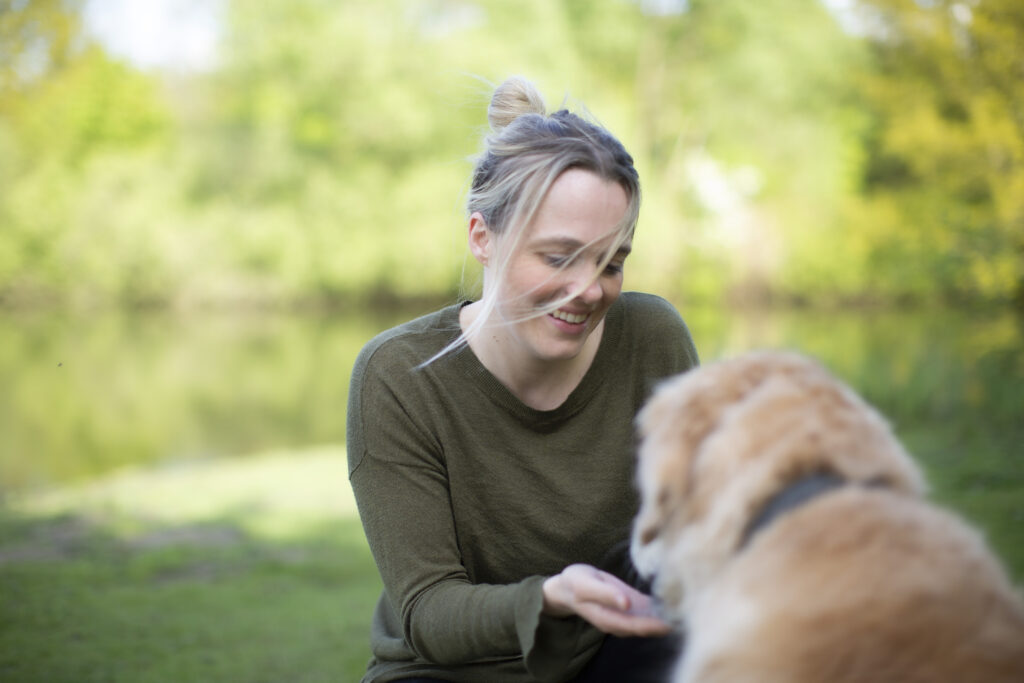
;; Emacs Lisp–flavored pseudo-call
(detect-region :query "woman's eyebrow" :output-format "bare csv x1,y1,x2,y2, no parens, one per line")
530,237,584,251
531,237,633,256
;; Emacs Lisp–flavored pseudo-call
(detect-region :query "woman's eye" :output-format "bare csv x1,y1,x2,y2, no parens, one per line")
544,253,624,275
544,254,571,268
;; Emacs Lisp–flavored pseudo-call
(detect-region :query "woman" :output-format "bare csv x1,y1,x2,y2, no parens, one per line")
347,76,699,682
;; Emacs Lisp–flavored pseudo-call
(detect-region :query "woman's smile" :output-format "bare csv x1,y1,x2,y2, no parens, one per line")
550,309,590,326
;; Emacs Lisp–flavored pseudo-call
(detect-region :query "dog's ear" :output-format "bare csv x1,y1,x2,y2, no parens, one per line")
634,356,784,541
634,372,722,544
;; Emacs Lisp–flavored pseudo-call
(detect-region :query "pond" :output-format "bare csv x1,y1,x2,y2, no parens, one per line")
1,301,1022,576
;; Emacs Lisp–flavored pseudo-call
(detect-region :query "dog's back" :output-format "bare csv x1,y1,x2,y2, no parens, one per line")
630,352,1024,683
679,487,1024,683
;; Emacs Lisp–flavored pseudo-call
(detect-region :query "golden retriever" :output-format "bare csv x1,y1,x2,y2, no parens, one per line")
630,350,1024,683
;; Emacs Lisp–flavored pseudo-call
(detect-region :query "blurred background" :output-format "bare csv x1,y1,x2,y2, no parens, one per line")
1,0,1022,681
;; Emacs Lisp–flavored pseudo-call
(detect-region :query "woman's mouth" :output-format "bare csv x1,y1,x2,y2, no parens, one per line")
550,309,589,325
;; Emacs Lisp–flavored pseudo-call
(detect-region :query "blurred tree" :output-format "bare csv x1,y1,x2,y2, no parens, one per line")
188,0,604,302
1,0,1020,307
852,0,1024,304
6,46,171,164
0,0,83,97
0,0,174,304
625,0,868,303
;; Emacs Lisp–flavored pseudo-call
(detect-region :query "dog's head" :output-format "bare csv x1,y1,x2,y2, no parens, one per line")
630,351,926,612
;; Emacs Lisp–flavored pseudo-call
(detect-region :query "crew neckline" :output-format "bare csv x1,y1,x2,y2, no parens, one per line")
446,297,626,424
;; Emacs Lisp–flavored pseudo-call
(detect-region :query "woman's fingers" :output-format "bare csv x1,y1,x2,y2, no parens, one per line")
545,564,674,636
574,600,673,637
566,564,631,610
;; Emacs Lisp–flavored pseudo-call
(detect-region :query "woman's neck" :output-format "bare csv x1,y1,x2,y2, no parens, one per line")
460,302,603,411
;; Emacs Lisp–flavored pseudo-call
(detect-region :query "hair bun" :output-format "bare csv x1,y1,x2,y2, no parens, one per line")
487,76,546,133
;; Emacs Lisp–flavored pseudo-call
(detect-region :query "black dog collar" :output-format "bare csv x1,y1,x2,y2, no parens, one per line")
739,471,848,550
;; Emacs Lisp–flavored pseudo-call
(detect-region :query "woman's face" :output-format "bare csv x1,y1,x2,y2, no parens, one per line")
488,168,631,364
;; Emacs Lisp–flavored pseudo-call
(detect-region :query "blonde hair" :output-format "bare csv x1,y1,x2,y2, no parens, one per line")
427,76,641,365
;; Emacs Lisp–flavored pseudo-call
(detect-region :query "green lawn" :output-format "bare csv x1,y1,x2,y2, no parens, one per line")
1,438,1020,682
0,448,380,683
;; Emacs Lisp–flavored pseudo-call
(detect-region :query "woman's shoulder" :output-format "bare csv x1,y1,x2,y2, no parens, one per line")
617,291,687,330
619,291,679,314
615,291,699,367
352,303,464,376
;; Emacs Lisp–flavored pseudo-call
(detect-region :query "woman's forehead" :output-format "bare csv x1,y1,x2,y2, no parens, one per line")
539,169,629,216
520,171,631,247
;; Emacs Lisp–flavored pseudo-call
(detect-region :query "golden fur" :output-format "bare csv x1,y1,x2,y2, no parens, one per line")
630,350,1024,683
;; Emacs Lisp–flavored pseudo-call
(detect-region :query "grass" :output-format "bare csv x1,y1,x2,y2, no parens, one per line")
1,434,1021,683
0,448,380,683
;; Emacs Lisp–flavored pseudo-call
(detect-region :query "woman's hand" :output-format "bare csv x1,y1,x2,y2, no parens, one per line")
542,563,673,637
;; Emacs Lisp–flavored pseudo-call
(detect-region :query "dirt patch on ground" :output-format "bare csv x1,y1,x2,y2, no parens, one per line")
0,514,246,566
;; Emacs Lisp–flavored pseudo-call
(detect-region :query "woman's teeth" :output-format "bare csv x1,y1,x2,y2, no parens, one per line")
551,310,588,324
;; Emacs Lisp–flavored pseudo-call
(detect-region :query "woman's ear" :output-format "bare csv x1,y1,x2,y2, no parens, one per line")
467,212,493,267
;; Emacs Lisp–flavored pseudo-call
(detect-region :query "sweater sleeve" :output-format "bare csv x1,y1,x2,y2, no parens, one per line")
346,339,588,678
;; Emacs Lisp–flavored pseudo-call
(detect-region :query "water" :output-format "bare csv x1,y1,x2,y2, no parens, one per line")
2,303,1022,572
0,307,393,491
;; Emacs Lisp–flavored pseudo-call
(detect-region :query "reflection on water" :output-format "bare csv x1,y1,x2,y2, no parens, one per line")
691,305,1024,428
4,302,1020,490
0,307,406,492
2,302,1022,573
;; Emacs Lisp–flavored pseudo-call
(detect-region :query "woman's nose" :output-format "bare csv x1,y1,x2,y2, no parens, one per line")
572,273,604,304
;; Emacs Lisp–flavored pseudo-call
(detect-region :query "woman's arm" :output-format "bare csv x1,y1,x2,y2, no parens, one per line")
348,345,588,671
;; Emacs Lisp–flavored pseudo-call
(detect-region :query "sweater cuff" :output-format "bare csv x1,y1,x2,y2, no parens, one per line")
515,575,591,682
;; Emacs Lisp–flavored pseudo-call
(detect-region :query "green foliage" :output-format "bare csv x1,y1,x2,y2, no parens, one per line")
1,1,175,305
0,0,1022,306
6,47,171,163
627,0,869,301
0,0,83,95
849,0,1024,303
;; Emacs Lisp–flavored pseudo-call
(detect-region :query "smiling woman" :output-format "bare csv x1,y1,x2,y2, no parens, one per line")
345,76,700,683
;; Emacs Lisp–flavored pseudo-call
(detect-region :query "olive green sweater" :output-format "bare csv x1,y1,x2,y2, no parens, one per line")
347,292,699,682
